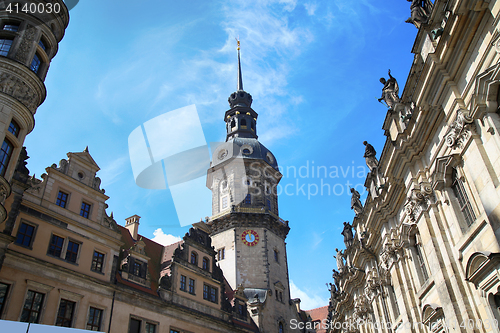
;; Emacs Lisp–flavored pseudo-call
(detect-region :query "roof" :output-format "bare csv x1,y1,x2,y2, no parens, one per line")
118,225,164,293
161,240,184,277
305,305,329,333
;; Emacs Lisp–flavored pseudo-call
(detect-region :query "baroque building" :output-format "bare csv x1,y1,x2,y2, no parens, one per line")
328,0,500,332
0,6,311,332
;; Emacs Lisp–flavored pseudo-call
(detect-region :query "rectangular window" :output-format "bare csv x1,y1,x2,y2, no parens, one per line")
38,39,46,51
189,278,195,294
0,282,9,316
146,322,156,333
3,24,18,32
274,250,279,263
129,318,141,333
0,139,13,177
415,243,429,281
91,251,105,273
21,290,44,323
30,53,41,73
56,299,75,327
56,191,68,208
48,234,64,257
80,202,91,218
133,261,141,276
86,307,103,331
15,222,35,248
266,199,271,210
244,194,251,204
221,196,228,210
170,330,180,333
203,284,218,303
65,240,79,263
217,248,225,261
180,275,186,291
451,169,476,227
0,39,12,56
8,119,19,137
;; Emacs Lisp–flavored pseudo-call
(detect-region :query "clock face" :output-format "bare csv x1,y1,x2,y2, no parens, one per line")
241,229,259,246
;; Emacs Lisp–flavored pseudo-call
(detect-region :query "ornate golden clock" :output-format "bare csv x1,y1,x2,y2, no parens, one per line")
241,229,259,246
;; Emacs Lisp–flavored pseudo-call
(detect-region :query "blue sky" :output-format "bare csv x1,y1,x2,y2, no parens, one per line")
23,0,419,310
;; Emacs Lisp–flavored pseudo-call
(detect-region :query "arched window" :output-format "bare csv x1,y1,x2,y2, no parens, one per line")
241,119,247,128
202,257,209,270
0,139,13,177
451,168,476,227
190,251,198,265
230,118,236,128
278,321,284,333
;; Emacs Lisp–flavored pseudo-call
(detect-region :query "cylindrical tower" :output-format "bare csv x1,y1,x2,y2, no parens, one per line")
0,0,69,221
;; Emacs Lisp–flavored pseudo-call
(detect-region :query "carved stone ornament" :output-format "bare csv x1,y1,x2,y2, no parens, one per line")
444,110,474,148
404,182,434,223
15,24,36,64
364,268,381,301
380,228,406,271
0,73,39,112
353,295,372,321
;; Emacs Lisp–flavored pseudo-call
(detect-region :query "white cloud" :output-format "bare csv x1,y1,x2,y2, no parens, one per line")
151,228,182,246
304,2,318,15
290,280,328,310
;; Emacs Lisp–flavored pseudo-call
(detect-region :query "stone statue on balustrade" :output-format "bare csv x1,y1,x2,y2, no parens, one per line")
363,141,379,172
405,0,434,27
378,70,399,109
334,248,345,273
350,188,363,216
341,222,354,248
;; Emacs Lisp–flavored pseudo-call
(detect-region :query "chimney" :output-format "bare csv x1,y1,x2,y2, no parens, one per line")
125,215,141,239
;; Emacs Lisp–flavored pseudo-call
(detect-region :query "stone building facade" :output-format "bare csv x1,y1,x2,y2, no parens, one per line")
0,7,311,332
0,148,263,332
328,0,500,332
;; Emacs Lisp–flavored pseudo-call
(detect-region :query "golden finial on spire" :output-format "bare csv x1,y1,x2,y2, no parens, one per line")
236,37,240,50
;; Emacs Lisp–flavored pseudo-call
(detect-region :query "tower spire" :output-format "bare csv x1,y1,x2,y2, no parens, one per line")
237,38,243,91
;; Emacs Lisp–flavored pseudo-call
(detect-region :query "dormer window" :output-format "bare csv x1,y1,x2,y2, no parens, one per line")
190,251,198,265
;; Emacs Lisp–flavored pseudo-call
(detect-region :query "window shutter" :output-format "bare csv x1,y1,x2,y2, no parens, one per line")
140,262,147,278
128,257,135,274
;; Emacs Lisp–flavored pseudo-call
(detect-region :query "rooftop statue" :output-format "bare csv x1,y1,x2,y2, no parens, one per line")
378,70,399,109
405,0,434,27
350,188,363,216
341,222,354,248
363,141,379,172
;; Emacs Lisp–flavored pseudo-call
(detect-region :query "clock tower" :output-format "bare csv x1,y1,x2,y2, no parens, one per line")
206,41,298,332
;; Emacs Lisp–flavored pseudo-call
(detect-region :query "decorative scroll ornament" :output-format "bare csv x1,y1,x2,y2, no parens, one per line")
404,182,434,223
445,110,474,148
